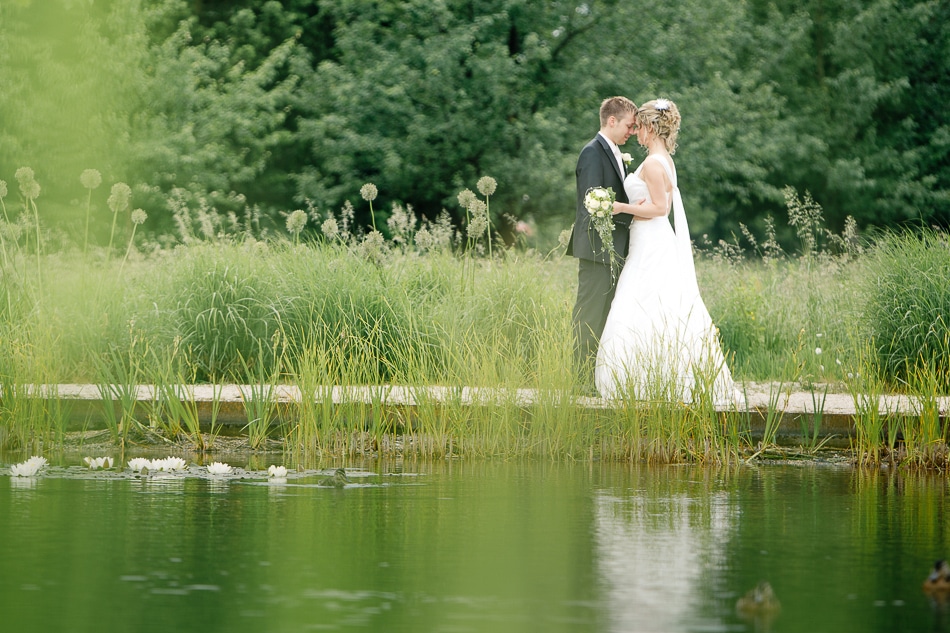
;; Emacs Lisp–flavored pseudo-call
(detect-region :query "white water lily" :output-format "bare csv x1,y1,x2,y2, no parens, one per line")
83,456,114,470
127,458,151,472
207,462,232,475
158,457,188,471
11,456,48,477
267,465,288,478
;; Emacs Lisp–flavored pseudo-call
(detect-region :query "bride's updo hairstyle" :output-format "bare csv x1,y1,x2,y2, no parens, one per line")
637,98,681,154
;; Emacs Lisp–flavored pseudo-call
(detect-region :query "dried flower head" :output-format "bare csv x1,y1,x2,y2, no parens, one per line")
414,226,434,251
457,189,477,209
360,229,387,266
108,182,132,214
558,228,572,248
286,209,307,235
21,180,41,199
467,198,488,217
14,167,35,186
467,212,489,238
477,176,497,197
321,217,339,240
131,209,147,225
16,167,40,199
80,169,102,190
360,183,378,202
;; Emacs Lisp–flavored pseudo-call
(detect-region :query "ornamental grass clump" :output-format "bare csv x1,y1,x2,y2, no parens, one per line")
861,228,950,391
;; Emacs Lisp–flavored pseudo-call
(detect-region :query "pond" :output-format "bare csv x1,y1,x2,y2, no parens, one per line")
1,455,948,633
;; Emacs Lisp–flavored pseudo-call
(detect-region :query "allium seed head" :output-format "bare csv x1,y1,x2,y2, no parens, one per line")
14,167,34,185
80,169,102,190
467,198,488,216
476,176,497,196
107,182,132,214
414,226,434,250
360,183,378,202
286,209,307,235
22,181,41,199
131,209,147,225
321,217,339,240
457,189,476,209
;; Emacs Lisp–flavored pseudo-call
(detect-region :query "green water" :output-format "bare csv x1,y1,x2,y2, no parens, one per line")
1,457,949,633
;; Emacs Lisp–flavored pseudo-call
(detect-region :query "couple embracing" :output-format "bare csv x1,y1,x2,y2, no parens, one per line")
567,96,741,406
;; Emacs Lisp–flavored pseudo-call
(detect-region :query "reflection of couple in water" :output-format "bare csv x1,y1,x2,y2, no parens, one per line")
568,96,741,407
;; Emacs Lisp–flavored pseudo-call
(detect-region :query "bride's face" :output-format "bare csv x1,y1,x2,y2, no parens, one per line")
635,121,651,147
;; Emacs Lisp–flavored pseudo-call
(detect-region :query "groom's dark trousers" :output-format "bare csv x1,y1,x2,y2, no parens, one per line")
566,134,631,381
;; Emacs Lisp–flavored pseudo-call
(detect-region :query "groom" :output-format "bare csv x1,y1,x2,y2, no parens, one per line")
566,96,638,386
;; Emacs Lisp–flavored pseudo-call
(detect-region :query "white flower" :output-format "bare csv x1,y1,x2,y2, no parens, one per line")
360,183,378,202
11,456,47,477
207,462,232,475
127,458,151,472
83,456,114,470
130,209,148,225
815,347,822,355
476,176,497,197
268,465,288,478
621,152,633,166
655,99,671,111
156,457,187,471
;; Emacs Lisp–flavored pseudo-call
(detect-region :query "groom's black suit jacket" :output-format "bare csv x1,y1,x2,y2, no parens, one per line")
566,134,632,264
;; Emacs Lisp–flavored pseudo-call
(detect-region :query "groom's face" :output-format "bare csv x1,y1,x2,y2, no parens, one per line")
607,113,637,146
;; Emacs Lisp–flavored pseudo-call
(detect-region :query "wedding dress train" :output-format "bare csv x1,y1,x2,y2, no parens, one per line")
595,155,741,406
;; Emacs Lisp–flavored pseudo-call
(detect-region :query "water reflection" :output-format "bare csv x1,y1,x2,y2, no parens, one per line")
594,468,736,632
9,476,39,491
2,458,950,633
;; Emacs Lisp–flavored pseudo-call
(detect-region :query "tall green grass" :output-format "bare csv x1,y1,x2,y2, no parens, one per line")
2,174,950,466
861,228,950,391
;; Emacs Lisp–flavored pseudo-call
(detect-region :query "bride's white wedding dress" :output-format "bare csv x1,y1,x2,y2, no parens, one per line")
595,155,742,406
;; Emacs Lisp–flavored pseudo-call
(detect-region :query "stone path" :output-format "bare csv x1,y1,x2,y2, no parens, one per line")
19,381,950,435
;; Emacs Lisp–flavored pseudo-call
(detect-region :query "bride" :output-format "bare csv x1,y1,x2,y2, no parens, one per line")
594,98,740,406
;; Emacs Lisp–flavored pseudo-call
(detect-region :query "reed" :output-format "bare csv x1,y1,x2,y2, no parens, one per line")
236,341,283,450
847,350,890,467
901,352,949,469
746,383,787,462
800,386,830,452
0,330,69,452
93,341,148,448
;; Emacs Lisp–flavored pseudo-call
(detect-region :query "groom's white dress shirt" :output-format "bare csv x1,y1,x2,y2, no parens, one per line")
599,132,625,177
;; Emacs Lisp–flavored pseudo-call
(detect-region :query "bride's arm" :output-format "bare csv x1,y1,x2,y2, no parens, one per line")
612,160,671,219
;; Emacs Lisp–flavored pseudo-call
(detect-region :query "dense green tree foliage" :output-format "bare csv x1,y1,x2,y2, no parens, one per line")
1,0,947,245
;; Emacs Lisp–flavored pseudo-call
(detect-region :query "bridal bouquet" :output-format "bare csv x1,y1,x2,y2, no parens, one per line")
584,186,621,278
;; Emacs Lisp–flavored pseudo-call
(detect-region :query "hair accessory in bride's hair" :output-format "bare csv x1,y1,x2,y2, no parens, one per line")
655,99,671,111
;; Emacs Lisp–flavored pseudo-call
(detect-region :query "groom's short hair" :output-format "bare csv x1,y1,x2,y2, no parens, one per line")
599,96,637,128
